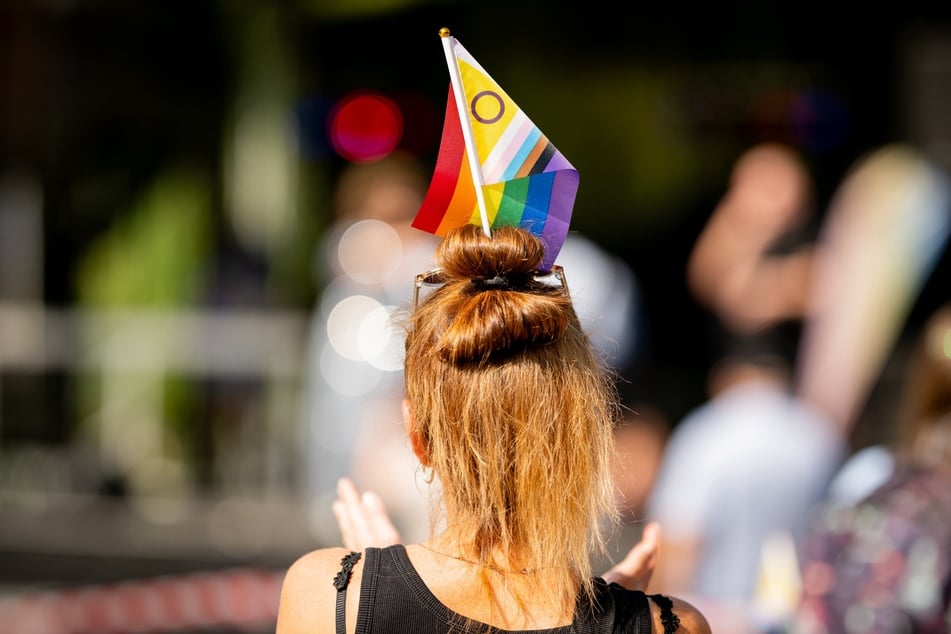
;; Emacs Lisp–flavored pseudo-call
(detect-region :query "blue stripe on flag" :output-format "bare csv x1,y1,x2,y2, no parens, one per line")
502,126,543,181
519,172,554,234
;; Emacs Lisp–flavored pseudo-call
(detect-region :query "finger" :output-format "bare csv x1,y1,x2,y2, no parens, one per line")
641,521,661,556
622,522,660,571
336,478,374,549
332,498,359,551
603,521,661,590
363,490,402,545
337,477,362,506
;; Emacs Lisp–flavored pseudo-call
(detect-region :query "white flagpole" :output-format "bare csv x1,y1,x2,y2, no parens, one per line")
439,28,492,238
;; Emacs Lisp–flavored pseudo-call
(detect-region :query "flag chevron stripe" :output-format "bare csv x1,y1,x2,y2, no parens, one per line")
514,138,551,179
481,110,533,182
528,144,558,177
413,35,578,270
501,127,544,182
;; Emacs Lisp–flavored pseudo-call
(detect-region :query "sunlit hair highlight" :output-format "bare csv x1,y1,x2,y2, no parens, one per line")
403,224,620,614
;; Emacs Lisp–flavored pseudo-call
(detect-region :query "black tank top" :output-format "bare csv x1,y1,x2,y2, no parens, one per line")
334,545,657,633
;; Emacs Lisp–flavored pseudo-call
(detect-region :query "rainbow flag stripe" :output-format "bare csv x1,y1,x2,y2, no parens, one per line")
412,37,579,271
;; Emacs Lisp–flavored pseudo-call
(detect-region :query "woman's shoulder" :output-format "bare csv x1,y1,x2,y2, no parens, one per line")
604,583,711,634
648,594,712,634
284,546,361,590
275,547,363,634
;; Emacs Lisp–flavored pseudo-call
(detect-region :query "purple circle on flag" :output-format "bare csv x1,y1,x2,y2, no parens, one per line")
470,91,504,124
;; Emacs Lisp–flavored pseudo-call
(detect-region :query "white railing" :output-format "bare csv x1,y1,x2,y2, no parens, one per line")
0,302,312,500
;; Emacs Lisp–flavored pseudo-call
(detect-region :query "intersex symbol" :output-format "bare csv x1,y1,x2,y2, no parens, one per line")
470,90,504,124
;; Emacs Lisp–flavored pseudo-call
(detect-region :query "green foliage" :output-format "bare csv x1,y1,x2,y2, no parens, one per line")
74,167,213,307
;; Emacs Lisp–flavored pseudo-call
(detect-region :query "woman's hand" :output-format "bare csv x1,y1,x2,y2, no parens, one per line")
331,477,402,551
601,521,660,591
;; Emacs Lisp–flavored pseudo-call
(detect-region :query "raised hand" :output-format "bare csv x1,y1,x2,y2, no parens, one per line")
331,477,402,551
601,521,660,591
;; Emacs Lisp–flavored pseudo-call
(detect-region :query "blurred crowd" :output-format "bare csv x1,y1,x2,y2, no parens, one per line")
644,142,951,633
5,1,951,632
2,6,950,626
296,141,951,633
3,136,950,633
292,139,951,634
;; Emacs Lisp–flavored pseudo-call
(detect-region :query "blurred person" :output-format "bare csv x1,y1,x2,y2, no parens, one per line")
646,347,844,632
646,143,847,631
687,142,816,335
299,154,645,545
788,304,951,634
795,144,951,437
278,224,710,634
298,152,441,544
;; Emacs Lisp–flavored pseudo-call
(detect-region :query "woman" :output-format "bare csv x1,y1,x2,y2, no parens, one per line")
277,225,710,633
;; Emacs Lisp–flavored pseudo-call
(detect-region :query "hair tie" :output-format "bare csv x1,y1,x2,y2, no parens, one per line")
472,274,511,289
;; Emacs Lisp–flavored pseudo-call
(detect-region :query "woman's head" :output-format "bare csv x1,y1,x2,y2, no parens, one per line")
403,224,619,592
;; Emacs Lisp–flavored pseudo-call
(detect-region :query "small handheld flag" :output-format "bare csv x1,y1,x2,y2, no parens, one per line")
412,28,579,271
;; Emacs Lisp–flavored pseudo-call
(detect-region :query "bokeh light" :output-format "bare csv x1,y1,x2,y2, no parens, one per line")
326,294,382,360
318,342,382,396
357,304,403,372
336,219,403,285
328,91,403,163
323,293,403,373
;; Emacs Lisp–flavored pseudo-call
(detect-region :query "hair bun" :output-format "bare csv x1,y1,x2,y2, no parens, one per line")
437,224,546,278
428,225,572,363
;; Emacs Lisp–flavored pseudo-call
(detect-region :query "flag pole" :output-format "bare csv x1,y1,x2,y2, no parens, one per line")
439,27,492,238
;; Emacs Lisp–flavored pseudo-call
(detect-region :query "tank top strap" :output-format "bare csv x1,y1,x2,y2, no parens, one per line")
332,551,362,634
647,594,681,634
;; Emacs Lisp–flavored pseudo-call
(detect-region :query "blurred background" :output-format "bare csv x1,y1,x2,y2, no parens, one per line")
1,0,950,632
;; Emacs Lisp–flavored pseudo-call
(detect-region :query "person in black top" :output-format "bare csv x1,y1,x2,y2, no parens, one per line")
277,225,710,633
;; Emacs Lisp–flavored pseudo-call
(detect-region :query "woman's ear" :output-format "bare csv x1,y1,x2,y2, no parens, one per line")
403,399,429,466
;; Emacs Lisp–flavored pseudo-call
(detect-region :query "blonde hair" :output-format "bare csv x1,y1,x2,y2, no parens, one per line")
403,224,620,613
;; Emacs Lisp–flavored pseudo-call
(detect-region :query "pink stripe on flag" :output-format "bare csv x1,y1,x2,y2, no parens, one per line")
482,113,534,183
